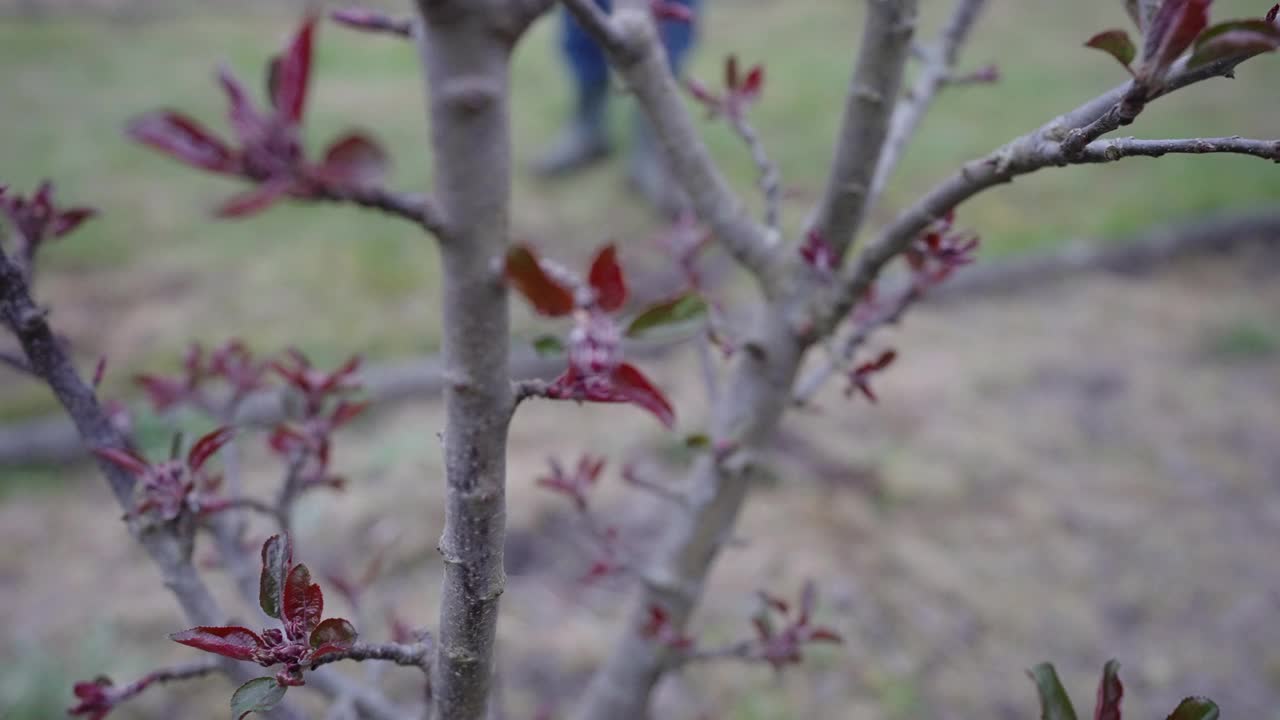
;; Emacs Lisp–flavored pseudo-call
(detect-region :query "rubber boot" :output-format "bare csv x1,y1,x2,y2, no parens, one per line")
532,84,612,177
626,109,689,218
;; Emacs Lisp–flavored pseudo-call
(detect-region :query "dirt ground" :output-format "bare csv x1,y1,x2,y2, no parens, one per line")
2,247,1279,719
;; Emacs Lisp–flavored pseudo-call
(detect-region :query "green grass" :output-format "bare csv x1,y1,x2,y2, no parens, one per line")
1,0,1278,420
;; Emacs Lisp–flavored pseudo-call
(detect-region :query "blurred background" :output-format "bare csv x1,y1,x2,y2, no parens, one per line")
2,0,1279,718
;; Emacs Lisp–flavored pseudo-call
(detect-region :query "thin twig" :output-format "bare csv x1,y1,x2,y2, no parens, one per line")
727,114,782,232
319,186,449,239
1076,136,1280,163
792,282,922,406
870,0,989,202
309,640,433,674
0,348,35,375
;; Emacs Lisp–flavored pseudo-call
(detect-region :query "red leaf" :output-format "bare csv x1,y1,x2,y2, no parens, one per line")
317,133,389,189
217,65,265,143
588,244,628,312
741,65,765,100
806,627,844,644
609,363,676,428
1268,4,1279,24
260,534,292,619
309,617,357,650
1143,0,1211,79
1094,660,1124,720
1085,29,1138,70
273,14,318,126
51,207,97,238
170,626,264,662
215,177,294,218
93,447,151,476
283,563,323,635
1187,20,1280,67
651,0,694,22
126,111,239,174
187,426,234,473
504,245,576,317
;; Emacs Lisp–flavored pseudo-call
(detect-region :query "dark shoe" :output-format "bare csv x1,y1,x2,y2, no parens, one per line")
531,122,612,177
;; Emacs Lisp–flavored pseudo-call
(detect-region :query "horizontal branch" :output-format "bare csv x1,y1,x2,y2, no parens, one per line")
1076,136,1280,163
318,185,449,239
309,641,433,674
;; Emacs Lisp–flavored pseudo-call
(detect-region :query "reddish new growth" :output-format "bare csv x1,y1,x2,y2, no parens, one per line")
686,55,765,120
268,351,366,491
745,582,843,671
651,0,694,23
0,180,96,271
94,427,235,521
127,14,389,218
1084,0,1280,80
845,349,896,404
171,535,357,689
506,243,676,428
136,340,271,415
799,230,837,279
904,210,979,286
641,605,695,651
535,455,630,583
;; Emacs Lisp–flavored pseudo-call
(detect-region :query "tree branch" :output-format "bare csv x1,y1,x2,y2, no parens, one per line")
870,0,989,202
1075,135,1280,163
809,0,919,260
817,52,1269,335
726,113,782,232
309,641,433,674
560,0,782,290
318,185,449,239
412,3,519,719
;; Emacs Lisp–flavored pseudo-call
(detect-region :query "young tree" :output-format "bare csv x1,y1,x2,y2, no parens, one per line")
2,0,1277,717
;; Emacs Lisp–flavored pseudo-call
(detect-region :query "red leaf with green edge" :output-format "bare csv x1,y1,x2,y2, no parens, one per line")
1187,20,1280,67
1028,663,1079,720
217,65,264,143
1166,698,1219,720
170,626,264,662
126,111,239,174
625,292,708,337
231,677,287,720
283,563,323,634
215,177,294,218
504,245,576,317
272,14,317,125
588,244,627,312
187,426,234,473
260,534,292,619
1094,660,1123,720
309,617,357,649
93,447,151,476
1085,29,1138,70
51,207,97,238
1142,0,1211,78
609,363,676,428
317,133,389,189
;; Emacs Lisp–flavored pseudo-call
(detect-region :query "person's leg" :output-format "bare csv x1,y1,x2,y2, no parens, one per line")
628,0,701,215
531,1,615,176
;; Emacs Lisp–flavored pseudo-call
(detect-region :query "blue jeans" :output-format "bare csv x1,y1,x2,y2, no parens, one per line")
562,0,700,97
